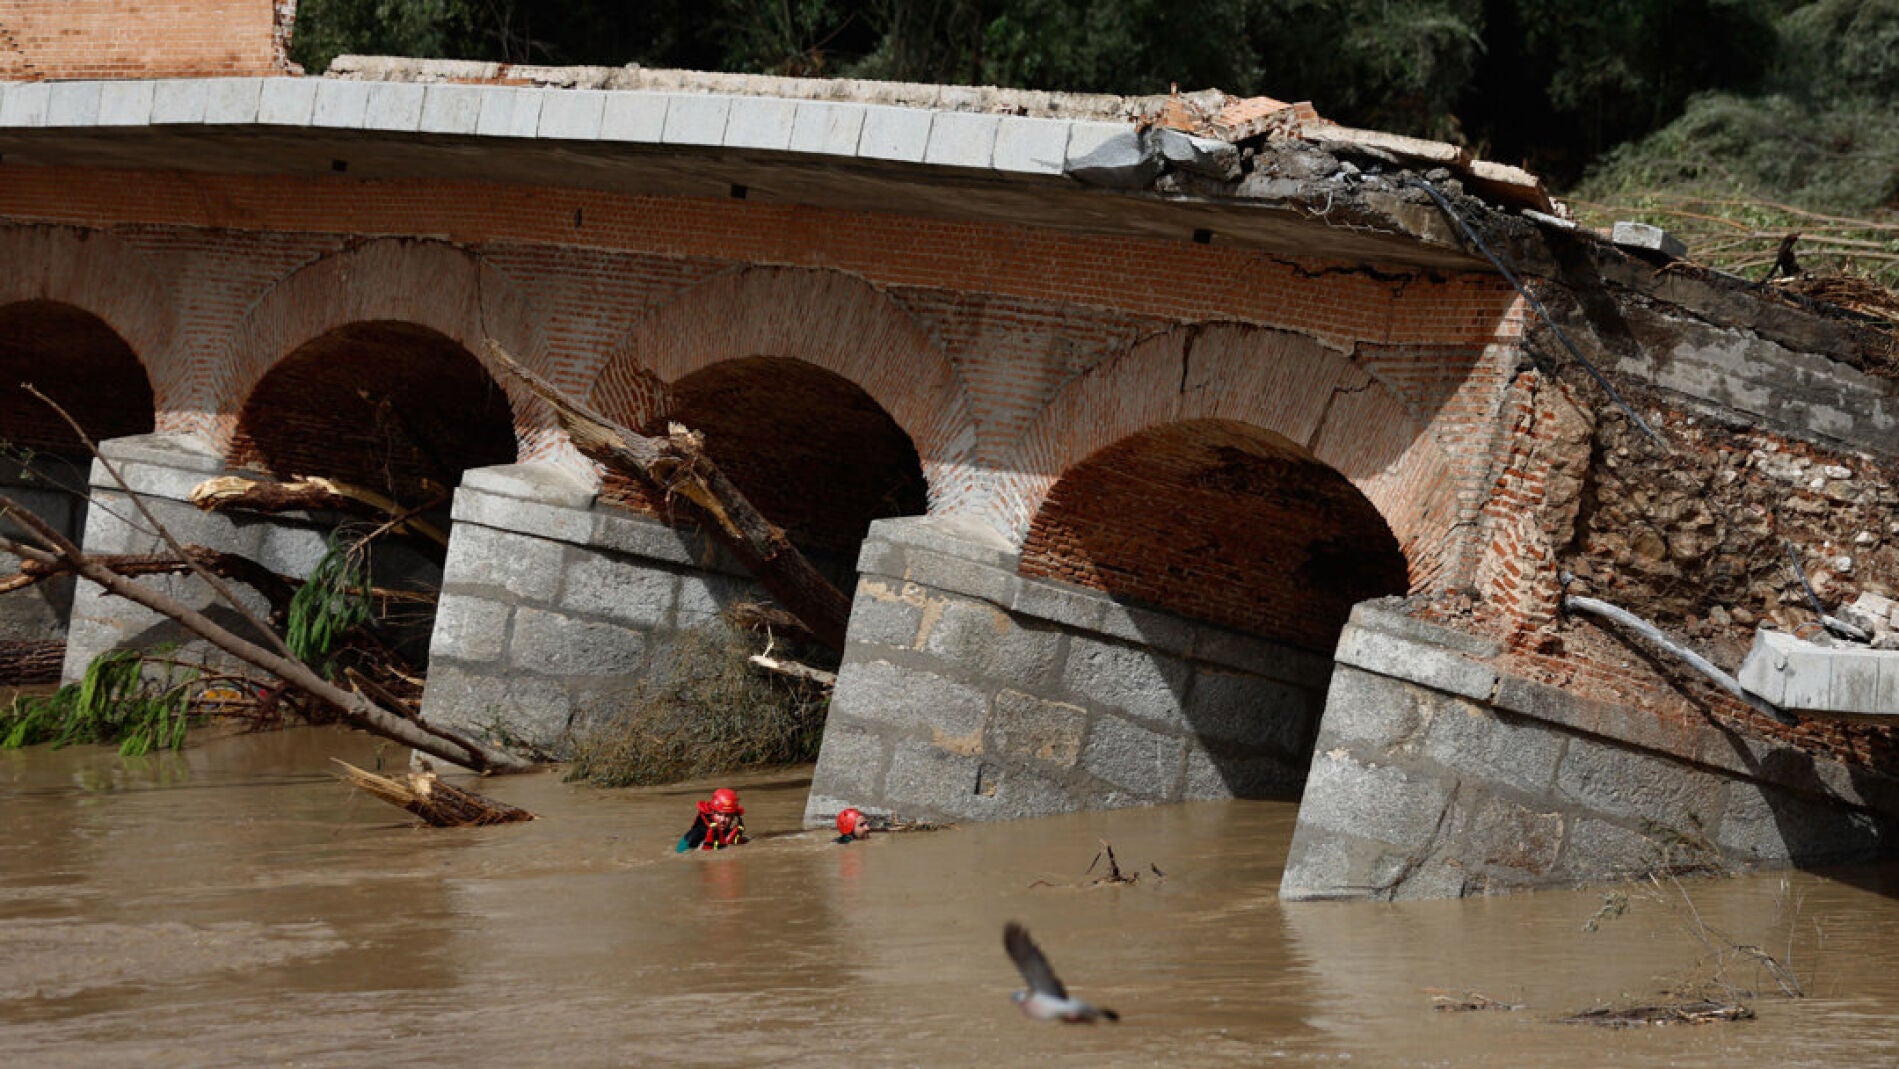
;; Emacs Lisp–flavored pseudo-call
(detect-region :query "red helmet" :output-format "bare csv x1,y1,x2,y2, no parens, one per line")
836,807,865,836
709,788,743,814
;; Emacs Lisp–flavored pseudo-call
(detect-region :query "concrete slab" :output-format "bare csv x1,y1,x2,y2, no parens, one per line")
538,88,607,140
151,80,209,124
98,82,157,126
419,84,484,134
923,110,998,169
858,105,932,162
258,78,318,125
46,82,102,128
661,93,731,146
203,78,264,125
600,92,667,142
311,79,372,128
789,100,864,156
362,81,426,132
475,87,543,138
724,95,797,151
993,116,1069,175
1611,220,1688,259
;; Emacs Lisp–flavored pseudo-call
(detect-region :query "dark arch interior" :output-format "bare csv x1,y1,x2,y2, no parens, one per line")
1019,419,1410,653
229,321,517,503
0,300,155,457
605,356,928,570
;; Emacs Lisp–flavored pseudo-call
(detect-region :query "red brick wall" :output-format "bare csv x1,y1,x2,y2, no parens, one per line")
0,164,1525,618
0,1,293,80
1020,420,1409,650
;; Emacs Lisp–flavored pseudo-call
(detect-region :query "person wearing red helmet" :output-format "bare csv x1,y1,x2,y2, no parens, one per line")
676,787,748,852
833,807,871,844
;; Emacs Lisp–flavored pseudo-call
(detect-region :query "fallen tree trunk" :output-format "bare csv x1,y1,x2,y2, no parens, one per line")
0,495,536,774
190,475,449,549
486,342,853,651
3,547,298,612
0,638,64,684
333,758,533,826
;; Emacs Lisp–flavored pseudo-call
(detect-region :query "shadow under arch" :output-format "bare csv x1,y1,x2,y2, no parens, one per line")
1,300,158,645
641,356,929,588
217,238,545,465
587,266,976,517
0,225,176,407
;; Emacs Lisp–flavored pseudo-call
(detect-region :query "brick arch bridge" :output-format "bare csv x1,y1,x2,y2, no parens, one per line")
8,14,1899,899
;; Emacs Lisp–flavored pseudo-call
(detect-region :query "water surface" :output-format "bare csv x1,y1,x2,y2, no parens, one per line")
3,724,1897,1067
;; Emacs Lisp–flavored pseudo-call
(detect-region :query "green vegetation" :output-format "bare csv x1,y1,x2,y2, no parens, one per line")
1573,0,1899,284
285,535,373,670
2,650,199,756
564,626,828,788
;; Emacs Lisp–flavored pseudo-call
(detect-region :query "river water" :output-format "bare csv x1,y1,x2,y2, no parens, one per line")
3,723,1898,1068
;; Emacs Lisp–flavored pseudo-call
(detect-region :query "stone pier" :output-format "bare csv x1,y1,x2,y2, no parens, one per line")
1280,603,1899,900
1,454,89,644
417,463,768,755
803,516,1334,826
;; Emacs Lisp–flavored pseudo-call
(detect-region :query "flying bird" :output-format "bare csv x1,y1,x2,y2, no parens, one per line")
1003,922,1120,1023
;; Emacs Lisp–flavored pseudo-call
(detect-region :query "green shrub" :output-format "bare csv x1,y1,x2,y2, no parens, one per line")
2,650,198,757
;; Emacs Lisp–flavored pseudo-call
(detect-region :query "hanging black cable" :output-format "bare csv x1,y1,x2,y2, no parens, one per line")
1405,179,1668,451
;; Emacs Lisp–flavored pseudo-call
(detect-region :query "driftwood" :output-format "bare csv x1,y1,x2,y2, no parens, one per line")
486,342,853,651
190,475,449,549
332,758,533,827
1559,1000,1754,1027
0,497,535,773
2,546,298,612
0,638,63,684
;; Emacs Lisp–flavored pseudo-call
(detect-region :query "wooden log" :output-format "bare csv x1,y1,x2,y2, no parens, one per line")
190,476,449,548
0,639,64,684
332,759,534,826
0,496,537,773
3,547,298,613
486,342,853,651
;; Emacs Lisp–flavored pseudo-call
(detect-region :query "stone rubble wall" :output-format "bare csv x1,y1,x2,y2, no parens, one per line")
803,515,1333,827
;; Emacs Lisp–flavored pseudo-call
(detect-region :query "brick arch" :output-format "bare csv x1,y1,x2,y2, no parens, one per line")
589,266,977,513
0,225,176,416
218,239,547,463
1005,321,1463,590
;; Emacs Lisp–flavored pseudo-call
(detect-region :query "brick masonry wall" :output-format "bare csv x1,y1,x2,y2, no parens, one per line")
0,1,292,81
0,167,1522,638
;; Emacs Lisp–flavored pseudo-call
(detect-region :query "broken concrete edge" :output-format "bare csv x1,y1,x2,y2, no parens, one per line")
1738,627,1899,719
317,54,1553,214
1340,601,1899,817
857,515,1333,688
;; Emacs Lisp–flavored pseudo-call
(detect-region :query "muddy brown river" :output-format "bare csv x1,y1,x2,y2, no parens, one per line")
4,723,1898,1067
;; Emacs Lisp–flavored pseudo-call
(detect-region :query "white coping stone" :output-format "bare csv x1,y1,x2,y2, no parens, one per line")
418,84,484,134
724,95,797,151
538,88,607,140
661,93,731,146
98,81,157,126
1,82,49,126
600,92,667,142
922,110,998,169
311,79,371,128
203,78,264,125
151,79,209,124
788,100,864,155
476,87,544,138
1063,120,1135,167
258,78,318,125
459,462,595,510
46,82,102,127
362,81,426,132
993,115,1070,175
858,104,932,162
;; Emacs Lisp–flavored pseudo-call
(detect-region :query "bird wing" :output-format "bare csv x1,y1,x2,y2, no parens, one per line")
1003,922,1068,999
